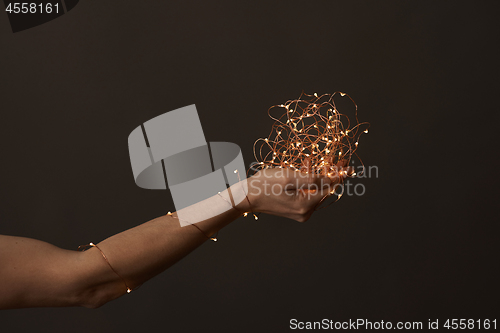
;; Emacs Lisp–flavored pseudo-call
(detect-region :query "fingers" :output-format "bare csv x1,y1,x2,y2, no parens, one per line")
293,167,347,190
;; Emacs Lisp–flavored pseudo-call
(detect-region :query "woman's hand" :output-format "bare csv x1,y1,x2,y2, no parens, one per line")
239,165,348,222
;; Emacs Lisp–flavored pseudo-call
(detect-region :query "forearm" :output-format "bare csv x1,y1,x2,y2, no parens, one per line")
78,182,249,308
0,169,332,309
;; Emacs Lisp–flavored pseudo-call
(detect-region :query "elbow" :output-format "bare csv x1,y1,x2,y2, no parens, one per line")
76,286,119,309
80,297,107,309
77,288,107,309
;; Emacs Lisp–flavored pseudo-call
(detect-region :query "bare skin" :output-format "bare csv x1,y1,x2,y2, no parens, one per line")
0,167,346,310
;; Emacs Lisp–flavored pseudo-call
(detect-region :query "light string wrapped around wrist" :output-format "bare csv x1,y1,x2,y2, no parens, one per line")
166,169,257,242
77,242,132,294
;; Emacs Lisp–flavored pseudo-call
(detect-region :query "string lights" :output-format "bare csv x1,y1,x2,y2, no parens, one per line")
167,169,256,241
77,242,132,294
253,91,370,206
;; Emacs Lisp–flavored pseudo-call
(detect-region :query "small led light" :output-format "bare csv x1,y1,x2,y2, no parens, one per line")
127,288,132,293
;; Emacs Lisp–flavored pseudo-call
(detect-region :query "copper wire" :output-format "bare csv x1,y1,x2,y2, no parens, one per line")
167,169,255,241
77,242,132,294
253,91,370,208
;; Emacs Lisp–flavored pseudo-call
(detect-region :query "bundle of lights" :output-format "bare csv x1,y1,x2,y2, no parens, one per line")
253,92,369,197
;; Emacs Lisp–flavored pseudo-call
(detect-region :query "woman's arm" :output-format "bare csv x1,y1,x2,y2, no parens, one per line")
0,168,341,309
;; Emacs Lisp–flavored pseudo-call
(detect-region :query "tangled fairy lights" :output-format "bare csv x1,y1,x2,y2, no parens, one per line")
253,92,370,203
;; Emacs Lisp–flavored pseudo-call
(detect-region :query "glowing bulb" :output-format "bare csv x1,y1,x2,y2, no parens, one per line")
127,288,132,293
265,138,268,142
314,93,318,97
355,142,358,146
340,92,346,96
89,242,94,246
254,214,259,220
234,170,238,173
211,238,218,242
243,212,248,217
364,129,369,133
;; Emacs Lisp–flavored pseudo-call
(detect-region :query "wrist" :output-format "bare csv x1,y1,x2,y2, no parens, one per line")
231,177,259,214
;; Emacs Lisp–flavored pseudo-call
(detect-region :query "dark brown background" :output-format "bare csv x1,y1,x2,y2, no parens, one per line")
0,1,498,332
